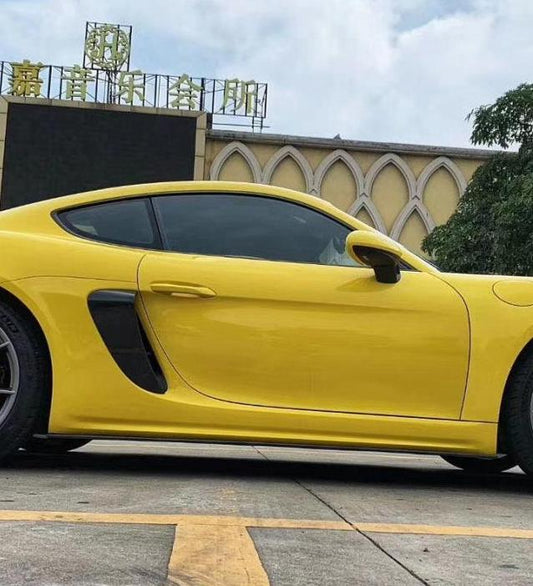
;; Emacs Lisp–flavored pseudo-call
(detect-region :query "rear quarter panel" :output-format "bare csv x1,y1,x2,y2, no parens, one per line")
0,202,143,284
0,231,145,284
0,210,148,432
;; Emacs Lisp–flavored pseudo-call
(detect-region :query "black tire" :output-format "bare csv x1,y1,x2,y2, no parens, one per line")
441,454,516,473
501,351,533,476
23,437,90,454
0,299,50,461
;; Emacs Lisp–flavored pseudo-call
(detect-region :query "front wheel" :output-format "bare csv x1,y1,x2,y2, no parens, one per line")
23,438,91,454
0,300,50,461
501,352,533,476
441,454,516,474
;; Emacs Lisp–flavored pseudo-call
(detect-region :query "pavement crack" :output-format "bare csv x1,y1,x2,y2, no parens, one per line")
355,529,430,585
253,446,429,585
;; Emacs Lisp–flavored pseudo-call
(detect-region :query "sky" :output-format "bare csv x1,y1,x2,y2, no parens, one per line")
0,0,531,148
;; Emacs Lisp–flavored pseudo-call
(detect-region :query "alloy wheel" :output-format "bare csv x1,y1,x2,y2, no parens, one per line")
0,325,20,427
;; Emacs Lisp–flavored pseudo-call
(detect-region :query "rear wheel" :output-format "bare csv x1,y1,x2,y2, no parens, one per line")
0,300,49,461
501,351,533,476
441,454,516,473
23,437,90,454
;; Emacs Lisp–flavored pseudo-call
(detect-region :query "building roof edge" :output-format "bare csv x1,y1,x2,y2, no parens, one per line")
207,129,501,160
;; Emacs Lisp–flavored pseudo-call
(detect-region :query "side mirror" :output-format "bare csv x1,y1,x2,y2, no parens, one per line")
345,230,403,284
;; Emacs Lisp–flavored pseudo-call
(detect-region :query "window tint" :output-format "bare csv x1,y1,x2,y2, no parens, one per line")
152,193,361,267
57,198,159,249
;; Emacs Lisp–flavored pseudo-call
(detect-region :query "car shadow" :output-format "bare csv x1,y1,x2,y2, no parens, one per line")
5,447,532,494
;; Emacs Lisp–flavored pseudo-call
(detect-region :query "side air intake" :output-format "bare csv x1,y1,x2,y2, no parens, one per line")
88,290,167,394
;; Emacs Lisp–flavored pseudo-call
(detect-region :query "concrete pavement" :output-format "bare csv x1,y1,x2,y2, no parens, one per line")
0,441,530,585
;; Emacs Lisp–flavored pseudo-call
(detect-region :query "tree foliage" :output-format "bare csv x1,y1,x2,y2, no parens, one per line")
469,84,533,151
422,84,533,275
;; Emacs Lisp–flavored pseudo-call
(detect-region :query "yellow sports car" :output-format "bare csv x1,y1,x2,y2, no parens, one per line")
1,181,532,475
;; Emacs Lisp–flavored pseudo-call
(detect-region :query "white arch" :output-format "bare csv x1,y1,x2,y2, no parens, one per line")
416,156,468,199
364,153,417,200
389,201,436,241
209,141,262,183
312,149,365,197
262,145,314,193
348,197,387,234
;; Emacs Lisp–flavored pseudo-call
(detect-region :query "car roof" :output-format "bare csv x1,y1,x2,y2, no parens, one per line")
1,180,346,218
0,181,369,235
10,181,331,211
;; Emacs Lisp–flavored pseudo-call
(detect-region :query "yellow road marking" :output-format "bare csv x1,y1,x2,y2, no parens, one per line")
356,523,533,539
167,524,269,586
0,509,532,539
0,510,349,530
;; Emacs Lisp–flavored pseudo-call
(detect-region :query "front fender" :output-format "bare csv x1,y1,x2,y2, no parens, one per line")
440,273,533,422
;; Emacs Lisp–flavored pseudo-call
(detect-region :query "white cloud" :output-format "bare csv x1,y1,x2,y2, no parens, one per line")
0,0,531,147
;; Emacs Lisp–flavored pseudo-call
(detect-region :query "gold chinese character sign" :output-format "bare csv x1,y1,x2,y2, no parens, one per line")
169,74,202,110
9,59,44,97
62,65,95,101
0,22,268,129
220,79,259,116
83,22,132,71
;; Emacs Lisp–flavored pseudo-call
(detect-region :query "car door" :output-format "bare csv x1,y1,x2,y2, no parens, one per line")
138,192,470,420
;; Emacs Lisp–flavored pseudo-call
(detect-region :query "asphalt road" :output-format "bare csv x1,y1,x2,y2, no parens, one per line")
0,441,531,585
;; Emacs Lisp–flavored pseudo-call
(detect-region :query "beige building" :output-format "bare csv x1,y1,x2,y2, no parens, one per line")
202,130,494,255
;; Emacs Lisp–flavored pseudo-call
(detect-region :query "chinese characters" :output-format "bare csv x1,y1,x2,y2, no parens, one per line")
220,79,259,116
1,22,267,126
169,74,202,110
117,70,145,105
62,65,95,100
7,60,263,114
9,60,44,97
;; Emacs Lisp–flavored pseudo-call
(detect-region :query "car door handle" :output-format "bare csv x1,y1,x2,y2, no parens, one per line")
150,283,217,299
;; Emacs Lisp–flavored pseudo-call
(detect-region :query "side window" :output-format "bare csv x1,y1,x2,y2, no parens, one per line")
57,198,159,249
152,193,362,267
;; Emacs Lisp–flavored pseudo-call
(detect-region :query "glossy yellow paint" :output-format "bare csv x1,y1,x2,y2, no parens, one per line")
139,254,469,419
493,279,533,307
0,180,529,457
439,273,533,422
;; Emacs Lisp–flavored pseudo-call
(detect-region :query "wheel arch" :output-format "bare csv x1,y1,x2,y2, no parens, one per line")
0,285,53,434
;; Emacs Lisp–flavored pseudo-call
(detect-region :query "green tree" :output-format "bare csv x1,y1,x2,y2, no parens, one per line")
422,84,533,275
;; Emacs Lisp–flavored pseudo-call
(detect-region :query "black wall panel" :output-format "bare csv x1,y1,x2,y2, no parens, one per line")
1,103,197,209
